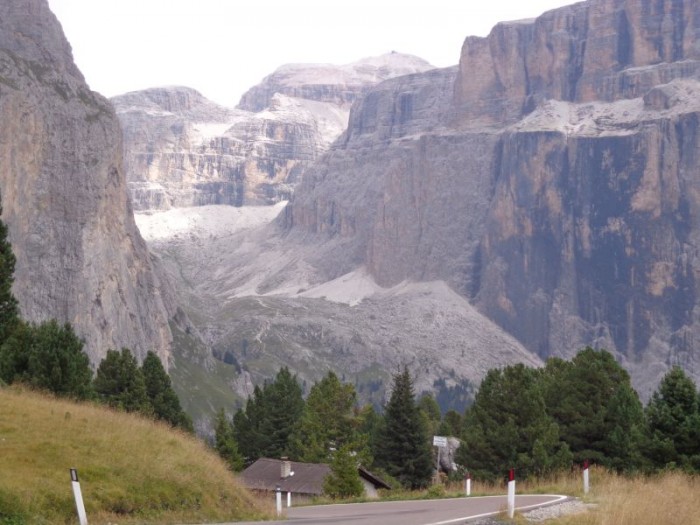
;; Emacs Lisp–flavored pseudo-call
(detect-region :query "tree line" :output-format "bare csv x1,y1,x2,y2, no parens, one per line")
456,348,700,480
0,200,191,431
214,367,436,495
215,348,700,495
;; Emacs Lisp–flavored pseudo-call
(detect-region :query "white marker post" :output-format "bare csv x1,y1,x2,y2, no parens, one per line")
70,468,88,525
583,460,590,494
275,485,282,516
287,491,292,508
465,471,471,496
507,468,515,519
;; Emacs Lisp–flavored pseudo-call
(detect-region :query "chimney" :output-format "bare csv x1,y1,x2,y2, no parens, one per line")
281,457,291,478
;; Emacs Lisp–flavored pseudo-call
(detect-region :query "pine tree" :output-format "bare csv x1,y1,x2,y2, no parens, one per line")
456,364,571,481
0,320,93,399
541,348,644,469
94,348,151,414
645,367,700,471
377,367,433,489
0,199,19,347
258,367,304,458
214,408,244,471
323,444,364,498
232,367,305,464
290,371,367,464
141,351,193,431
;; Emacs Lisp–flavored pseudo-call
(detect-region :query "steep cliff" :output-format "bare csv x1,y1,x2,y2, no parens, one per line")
115,54,435,212
0,0,174,364
113,87,343,210
284,0,700,395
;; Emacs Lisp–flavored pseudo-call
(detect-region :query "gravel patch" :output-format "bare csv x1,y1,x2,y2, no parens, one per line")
522,498,596,522
465,498,595,523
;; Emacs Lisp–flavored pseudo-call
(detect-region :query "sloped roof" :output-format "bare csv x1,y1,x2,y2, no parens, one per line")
240,458,330,495
240,458,391,495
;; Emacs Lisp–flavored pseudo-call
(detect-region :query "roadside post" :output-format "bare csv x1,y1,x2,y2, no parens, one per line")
465,471,471,496
583,460,590,494
287,491,292,508
275,485,282,516
69,468,88,525
507,468,515,519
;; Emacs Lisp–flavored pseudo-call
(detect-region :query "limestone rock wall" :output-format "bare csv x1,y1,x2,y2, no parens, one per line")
454,0,700,125
116,53,435,212
237,52,434,112
0,0,174,364
285,0,700,394
114,87,333,210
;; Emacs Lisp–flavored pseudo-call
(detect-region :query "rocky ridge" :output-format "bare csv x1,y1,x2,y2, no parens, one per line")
282,0,700,396
115,54,435,211
237,52,434,111
132,0,700,406
0,0,176,364
136,205,541,403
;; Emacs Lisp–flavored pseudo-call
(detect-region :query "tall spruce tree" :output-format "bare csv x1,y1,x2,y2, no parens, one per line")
214,408,244,471
645,367,700,471
377,367,433,489
232,367,304,463
141,351,193,431
0,199,19,347
94,348,151,414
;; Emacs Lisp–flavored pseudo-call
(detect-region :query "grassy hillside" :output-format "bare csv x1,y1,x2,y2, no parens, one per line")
0,386,272,524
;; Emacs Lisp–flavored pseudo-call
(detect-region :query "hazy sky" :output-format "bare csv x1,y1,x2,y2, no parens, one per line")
47,0,576,107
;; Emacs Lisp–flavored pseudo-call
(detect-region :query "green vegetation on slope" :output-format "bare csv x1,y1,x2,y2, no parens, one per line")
0,387,271,524
168,322,245,432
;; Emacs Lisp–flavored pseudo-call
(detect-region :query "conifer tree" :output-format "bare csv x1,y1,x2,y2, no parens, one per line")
94,348,150,414
541,348,644,469
645,367,700,471
323,443,364,498
233,367,304,463
0,320,93,399
377,367,433,489
214,408,244,471
141,351,193,431
456,364,571,481
0,200,19,347
290,371,367,464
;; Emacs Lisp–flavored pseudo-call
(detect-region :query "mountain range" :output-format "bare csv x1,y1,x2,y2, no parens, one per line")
2,0,699,427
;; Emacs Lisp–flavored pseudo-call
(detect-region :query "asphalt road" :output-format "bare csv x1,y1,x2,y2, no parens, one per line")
232,494,568,525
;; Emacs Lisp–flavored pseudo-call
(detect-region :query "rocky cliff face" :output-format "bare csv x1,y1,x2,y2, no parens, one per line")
284,0,700,395
0,0,175,364
454,0,700,124
113,87,343,210
237,52,434,112
115,54,435,212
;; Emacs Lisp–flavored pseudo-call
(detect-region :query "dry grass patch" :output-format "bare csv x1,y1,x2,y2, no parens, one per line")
0,386,273,524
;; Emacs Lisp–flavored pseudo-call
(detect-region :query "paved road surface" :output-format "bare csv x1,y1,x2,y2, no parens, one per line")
233,494,567,525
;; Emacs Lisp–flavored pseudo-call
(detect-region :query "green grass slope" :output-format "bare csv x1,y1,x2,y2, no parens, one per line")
0,387,271,524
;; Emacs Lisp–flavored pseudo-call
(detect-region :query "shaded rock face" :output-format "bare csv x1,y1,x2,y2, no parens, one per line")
115,54,434,212
284,0,700,395
0,0,174,364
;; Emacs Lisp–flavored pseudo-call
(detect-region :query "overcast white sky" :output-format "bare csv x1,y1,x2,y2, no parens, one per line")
47,0,576,107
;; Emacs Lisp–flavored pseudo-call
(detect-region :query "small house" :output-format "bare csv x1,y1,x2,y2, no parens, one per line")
240,458,390,502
